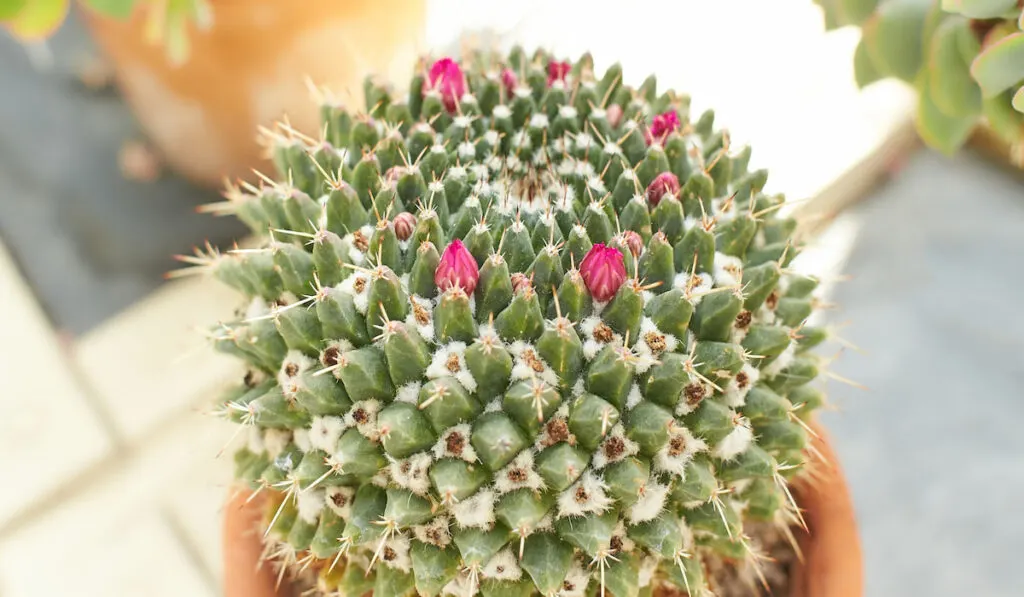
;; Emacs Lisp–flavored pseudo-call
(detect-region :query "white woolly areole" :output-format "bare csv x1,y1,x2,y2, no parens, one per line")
380,532,412,572
529,113,550,129
481,549,522,581
722,363,760,408
395,381,422,405
592,424,640,470
263,429,292,459
611,520,637,552
322,486,353,519
277,350,314,393
713,252,744,288
633,318,679,373
309,416,346,453
557,559,592,597
494,451,545,494
441,572,476,597
624,383,644,411
338,271,370,313
292,428,312,453
246,426,266,455
413,515,452,547
638,555,660,588
458,141,475,161
431,424,478,462
344,399,381,440
406,295,435,343
674,271,713,305
534,405,573,450
508,341,560,387
296,488,325,524
714,417,754,460
580,316,622,360
653,426,707,476
244,296,271,321
762,344,797,378
571,377,586,397
492,104,511,119
483,397,503,413
626,480,669,524
389,452,433,495
452,489,496,529
558,472,613,518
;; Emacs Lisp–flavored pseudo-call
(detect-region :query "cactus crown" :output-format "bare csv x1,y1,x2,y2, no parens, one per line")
192,46,833,597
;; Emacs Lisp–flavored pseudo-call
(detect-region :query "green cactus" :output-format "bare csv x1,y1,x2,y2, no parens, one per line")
187,48,837,597
813,0,1024,155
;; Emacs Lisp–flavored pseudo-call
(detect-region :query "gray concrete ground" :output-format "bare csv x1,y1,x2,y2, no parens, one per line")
820,150,1024,596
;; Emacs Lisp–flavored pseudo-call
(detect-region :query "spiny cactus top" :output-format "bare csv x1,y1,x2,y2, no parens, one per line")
814,0,1024,154
190,46,833,597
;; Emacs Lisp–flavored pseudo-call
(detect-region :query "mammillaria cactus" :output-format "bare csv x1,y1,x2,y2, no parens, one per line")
813,0,1024,155
186,47,837,596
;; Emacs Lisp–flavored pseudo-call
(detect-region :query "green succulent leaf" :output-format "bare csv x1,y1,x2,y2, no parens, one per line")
928,16,983,118
942,0,1018,19
971,33,1024,98
82,0,137,18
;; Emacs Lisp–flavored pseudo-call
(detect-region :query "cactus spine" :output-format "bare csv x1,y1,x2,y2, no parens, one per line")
188,47,836,597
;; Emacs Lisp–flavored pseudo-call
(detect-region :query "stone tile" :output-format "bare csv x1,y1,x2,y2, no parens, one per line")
72,274,246,441
0,511,214,597
0,241,113,530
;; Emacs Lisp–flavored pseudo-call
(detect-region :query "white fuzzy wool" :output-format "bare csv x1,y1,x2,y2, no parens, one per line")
395,382,422,405
722,363,760,408
481,549,522,581
654,425,707,476
413,515,452,547
296,488,325,524
344,399,381,440
263,429,292,459
713,252,744,288
323,486,355,519
714,418,754,460
558,472,613,518
246,426,266,455
406,296,435,343
762,344,796,379
580,316,622,360
633,318,679,373
452,489,496,529
624,383,644,411
309,416,346,453
557,560,591,597
591,424,640,470
277,350,314,391
338,271,370,313
389,452,433,495
637,555,660,588
494,451,545,494
508,341,560,387
292,428,312,453
626,481,669,524
432,425,478,462
380,532,412,572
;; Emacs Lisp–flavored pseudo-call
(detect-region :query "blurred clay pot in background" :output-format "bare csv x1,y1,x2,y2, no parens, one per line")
82,0,427,188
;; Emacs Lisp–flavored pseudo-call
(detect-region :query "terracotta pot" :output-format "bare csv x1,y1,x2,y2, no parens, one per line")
82,0,427,188
221,420,861,597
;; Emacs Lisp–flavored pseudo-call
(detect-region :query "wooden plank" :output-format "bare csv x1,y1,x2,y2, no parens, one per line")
0,240,113,531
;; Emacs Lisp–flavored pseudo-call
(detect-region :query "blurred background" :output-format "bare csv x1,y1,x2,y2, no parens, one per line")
0,0,1021,595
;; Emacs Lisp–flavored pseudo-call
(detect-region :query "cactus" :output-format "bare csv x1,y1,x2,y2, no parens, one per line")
186,48,837,596
813,0,1024,155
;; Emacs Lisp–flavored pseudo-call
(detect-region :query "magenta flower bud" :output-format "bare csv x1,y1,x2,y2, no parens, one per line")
646,110,680,145
646,172,680,206
546,60,571,87
580,244,627,302
424,57,466,113
620,230,643,258
500,68,518,98
435,239,479,294
606,104,623,129
393,212,417,242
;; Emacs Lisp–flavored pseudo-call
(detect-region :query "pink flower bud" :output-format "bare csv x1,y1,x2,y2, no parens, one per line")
435,239,479,294
646,110,680,146
500,68,518,98
580,244,627,302
546,60,571,87
510,272,532,294
620,230,643,258
394,212,417,241
606,104,623,129
646,172,680,207
424,57,466,113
